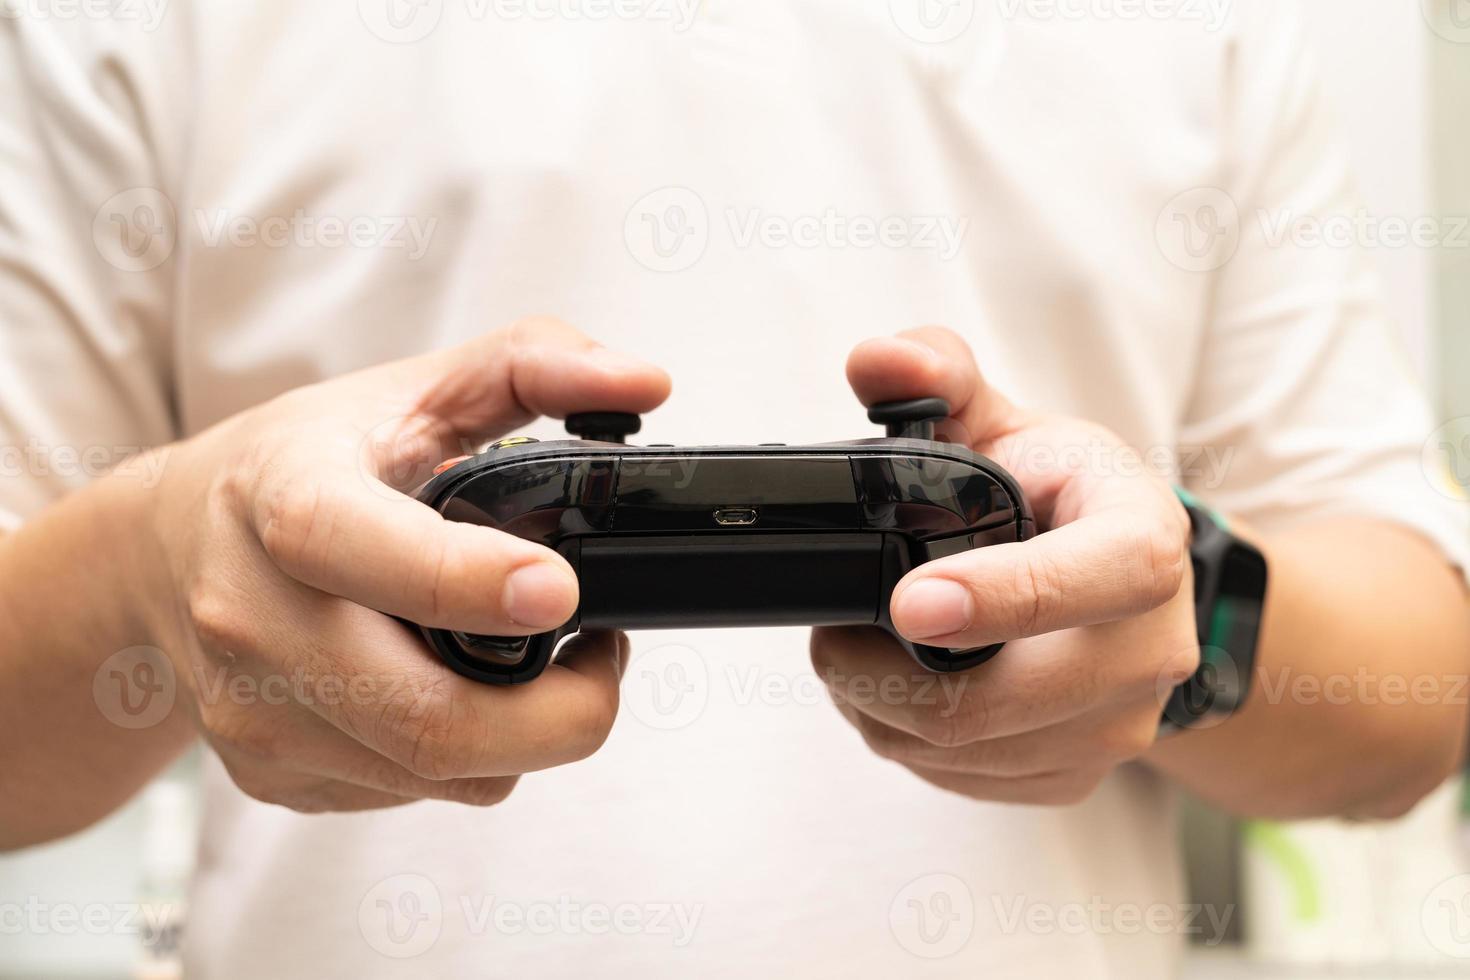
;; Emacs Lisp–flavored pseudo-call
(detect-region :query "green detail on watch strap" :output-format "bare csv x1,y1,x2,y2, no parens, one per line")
1174,486,1230,532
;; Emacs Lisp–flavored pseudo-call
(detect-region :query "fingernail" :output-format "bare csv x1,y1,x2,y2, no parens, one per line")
894,337,944,368
894,579,974,640
502,562,577,629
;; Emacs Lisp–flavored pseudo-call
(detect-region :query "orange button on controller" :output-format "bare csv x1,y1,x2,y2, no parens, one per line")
433,455,473,476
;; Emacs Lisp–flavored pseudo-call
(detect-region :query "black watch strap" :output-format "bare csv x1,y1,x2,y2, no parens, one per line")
1160,489,1269,732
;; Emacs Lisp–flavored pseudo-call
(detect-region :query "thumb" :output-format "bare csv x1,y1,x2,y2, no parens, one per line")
845,325,1028,450
359,316,671,485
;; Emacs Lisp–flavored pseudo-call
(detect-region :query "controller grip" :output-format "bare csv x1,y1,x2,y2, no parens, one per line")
418,531,1015,684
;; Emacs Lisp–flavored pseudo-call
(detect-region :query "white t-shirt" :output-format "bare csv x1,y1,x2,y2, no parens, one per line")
2,2,1464,976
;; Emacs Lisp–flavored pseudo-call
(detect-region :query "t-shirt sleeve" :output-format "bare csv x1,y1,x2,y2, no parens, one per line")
1177,3,1470,574
0,16,181,530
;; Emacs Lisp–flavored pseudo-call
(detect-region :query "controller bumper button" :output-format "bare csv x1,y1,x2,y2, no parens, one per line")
433,455,473,476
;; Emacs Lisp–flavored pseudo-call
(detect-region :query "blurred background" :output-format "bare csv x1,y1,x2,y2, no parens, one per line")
2,1,1469,977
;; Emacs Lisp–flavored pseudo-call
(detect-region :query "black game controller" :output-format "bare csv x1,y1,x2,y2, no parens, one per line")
412,399,1034,684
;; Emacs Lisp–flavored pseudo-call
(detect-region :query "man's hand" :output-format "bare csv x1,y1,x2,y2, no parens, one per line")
141,316,670,813
812,326,1196,805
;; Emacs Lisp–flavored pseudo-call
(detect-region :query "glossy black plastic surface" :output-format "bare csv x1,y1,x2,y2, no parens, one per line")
413,425,1034,684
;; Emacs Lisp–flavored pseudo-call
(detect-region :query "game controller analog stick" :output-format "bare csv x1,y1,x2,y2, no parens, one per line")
410,400,1035,684
565,412,642,444
867,397,951,441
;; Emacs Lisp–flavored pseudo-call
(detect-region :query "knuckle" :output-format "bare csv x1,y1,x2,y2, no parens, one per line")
220,760,298,809
258,479,335,578
440,776,519,808
1098,718,1159,764
1012,552,1063,638
402,529,453,624
808,632,836,676
187,584,249,654
377,680,472,781
1037,770,1107,807
855,714,911,761
203,705,287,766
912,707,972,749
1129,517,1188,613
559,692,618,761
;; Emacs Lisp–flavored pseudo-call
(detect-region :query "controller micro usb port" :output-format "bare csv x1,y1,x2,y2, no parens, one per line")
713,507,759,527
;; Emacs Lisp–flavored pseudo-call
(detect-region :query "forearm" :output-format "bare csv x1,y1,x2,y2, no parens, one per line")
1146,518,1470,821
0,453,194,850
